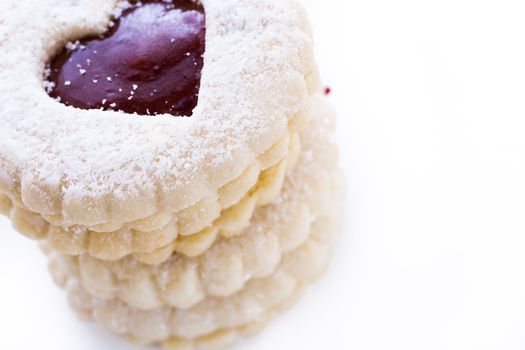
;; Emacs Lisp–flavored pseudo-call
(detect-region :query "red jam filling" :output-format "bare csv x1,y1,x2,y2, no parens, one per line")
47,0,205,116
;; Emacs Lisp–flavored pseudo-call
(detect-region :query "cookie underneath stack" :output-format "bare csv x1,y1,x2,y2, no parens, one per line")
42,91,343,349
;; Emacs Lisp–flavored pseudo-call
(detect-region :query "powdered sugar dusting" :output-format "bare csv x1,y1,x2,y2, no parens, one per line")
0,0,313,224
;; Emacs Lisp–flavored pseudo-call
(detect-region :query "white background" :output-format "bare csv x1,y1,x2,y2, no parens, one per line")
2,0,525,349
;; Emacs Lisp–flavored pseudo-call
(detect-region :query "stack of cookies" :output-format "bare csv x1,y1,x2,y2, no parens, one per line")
0,0,343,349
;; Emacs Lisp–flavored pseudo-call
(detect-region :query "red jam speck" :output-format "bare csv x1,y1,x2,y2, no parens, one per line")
324,87,332,96
47,0,206,116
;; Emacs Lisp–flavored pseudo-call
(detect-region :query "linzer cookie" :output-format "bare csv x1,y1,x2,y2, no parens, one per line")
0,0,314,261
0,0,342,349
0,0,313,228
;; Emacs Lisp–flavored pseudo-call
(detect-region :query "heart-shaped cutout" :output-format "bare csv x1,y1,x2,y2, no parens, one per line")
46,0,206,116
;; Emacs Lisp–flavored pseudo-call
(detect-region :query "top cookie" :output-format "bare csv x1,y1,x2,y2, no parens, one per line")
0,0,313,226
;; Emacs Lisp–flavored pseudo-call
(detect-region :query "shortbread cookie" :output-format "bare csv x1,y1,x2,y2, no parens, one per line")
162,211,344,350
0,0,316,231
46,114,339,311
50,196,343,348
